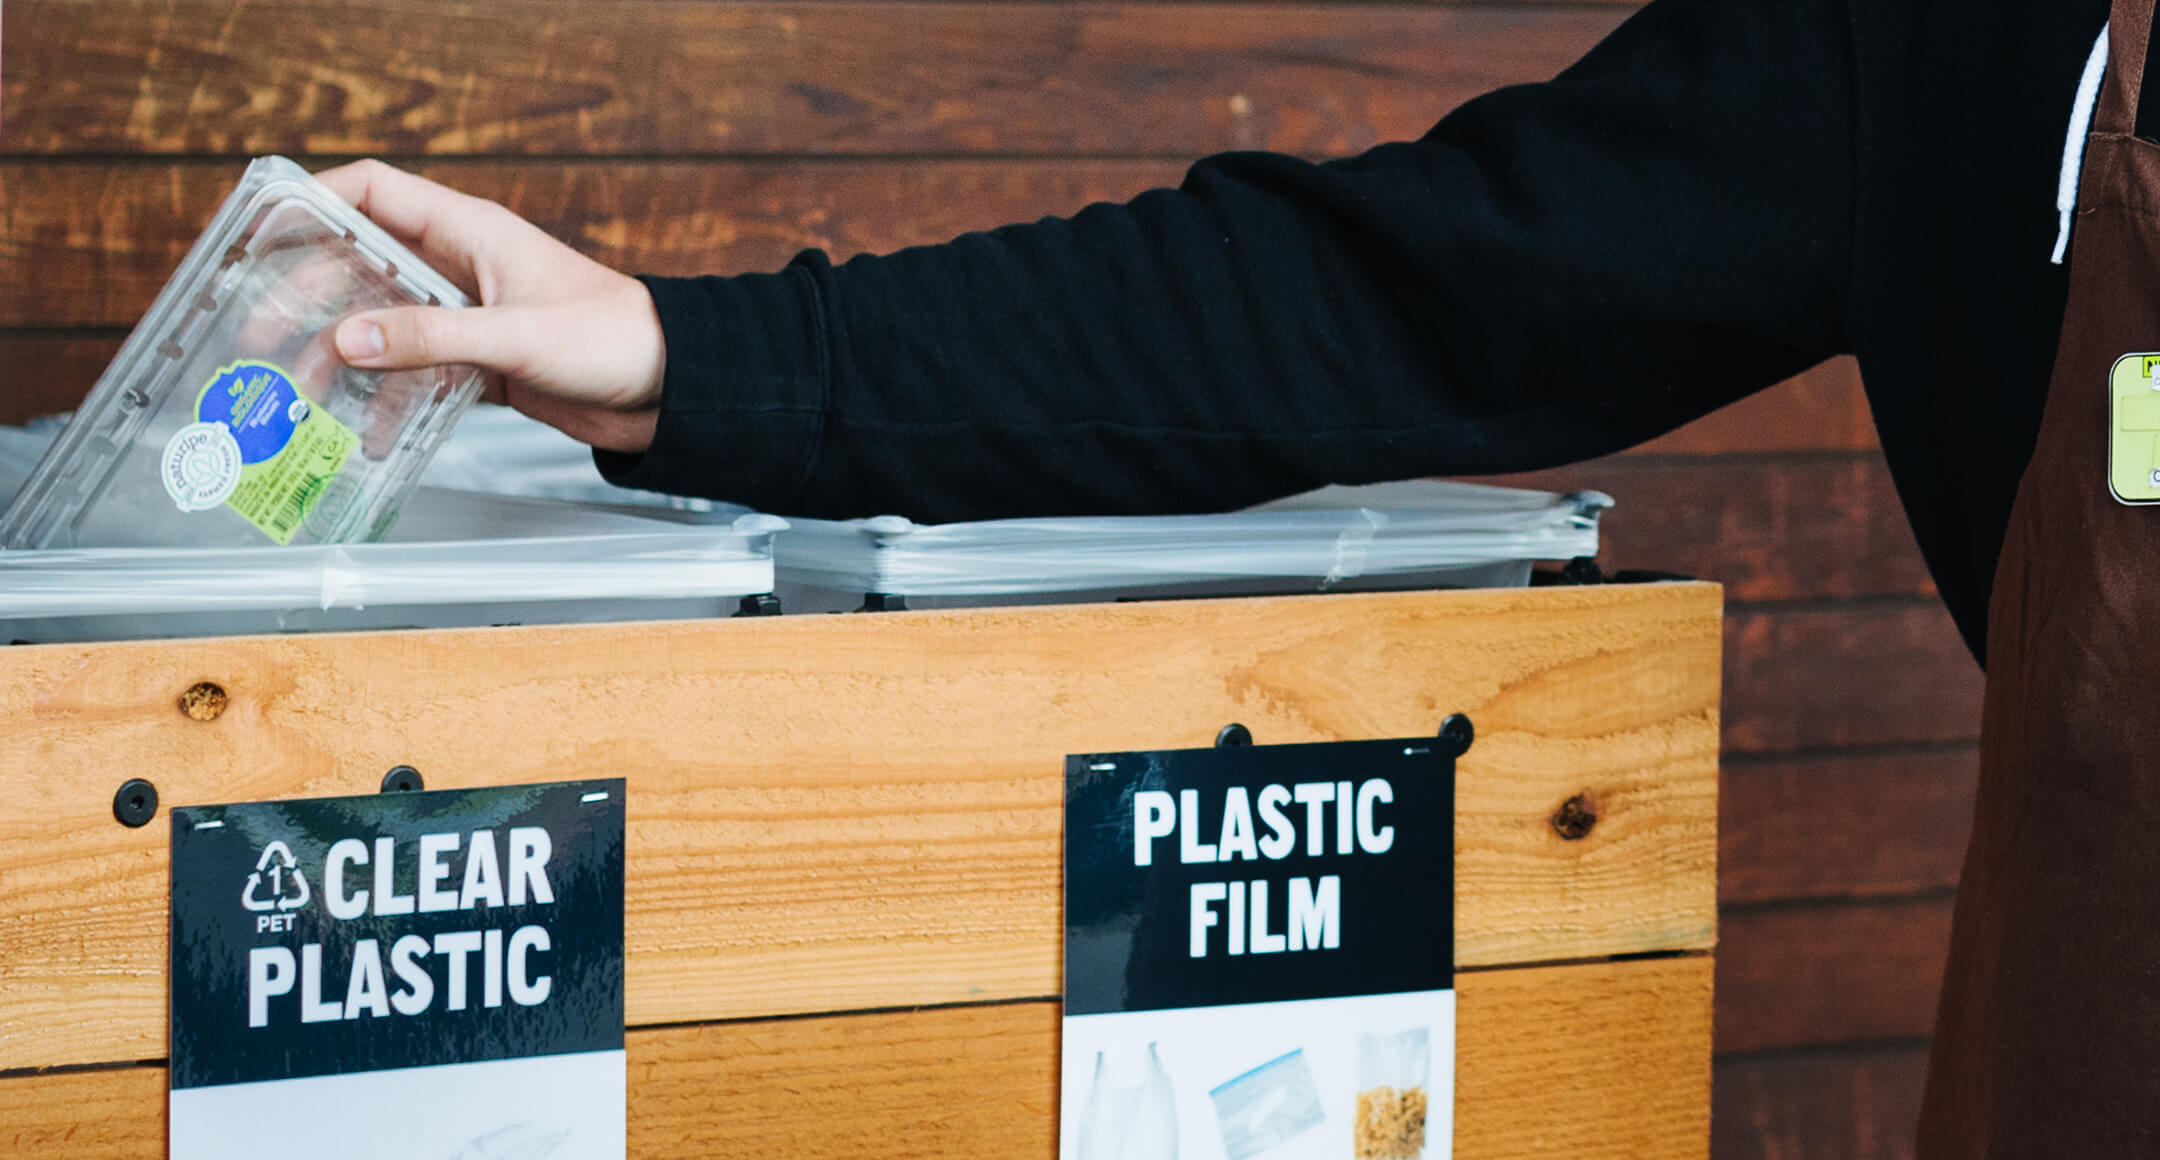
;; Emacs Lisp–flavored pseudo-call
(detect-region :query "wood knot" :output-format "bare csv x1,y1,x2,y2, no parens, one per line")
1551,792,1598,841
179,681,229,722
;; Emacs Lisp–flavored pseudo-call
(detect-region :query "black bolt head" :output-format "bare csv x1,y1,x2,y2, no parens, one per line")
113,778,159,828
1437,714,1475,757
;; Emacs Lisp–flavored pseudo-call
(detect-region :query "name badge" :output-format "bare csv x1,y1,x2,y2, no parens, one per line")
2109,354,2160,504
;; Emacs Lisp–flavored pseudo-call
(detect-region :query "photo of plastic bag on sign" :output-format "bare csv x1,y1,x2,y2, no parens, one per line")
1211,1048,1327,1159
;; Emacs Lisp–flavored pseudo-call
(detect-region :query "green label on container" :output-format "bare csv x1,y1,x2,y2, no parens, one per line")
180,360,359,543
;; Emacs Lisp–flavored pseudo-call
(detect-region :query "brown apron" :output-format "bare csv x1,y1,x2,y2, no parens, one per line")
1916,1,2160,1153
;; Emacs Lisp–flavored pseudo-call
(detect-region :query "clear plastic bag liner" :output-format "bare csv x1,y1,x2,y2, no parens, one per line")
422,405,748,519
0,424,54,508
1209,1048,1326,1160
778,480,1611,597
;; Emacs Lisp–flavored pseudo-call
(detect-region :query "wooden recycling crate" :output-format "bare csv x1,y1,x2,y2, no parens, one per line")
0,582,1719,1159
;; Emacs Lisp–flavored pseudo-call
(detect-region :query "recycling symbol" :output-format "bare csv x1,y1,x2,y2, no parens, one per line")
242,840,312,913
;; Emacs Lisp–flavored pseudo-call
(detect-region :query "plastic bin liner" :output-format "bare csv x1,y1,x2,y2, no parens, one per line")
774,480,1612,612
0,422,58,510
421,405,747,518
0,420,783,643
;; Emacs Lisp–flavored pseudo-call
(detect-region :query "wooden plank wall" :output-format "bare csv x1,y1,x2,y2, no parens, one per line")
1494,378,1974,1159
0,1,1975,1156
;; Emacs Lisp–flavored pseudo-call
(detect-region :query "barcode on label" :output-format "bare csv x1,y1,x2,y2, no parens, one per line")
267,480,311,540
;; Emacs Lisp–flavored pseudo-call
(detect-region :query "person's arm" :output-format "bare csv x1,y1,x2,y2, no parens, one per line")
331,0,1855,520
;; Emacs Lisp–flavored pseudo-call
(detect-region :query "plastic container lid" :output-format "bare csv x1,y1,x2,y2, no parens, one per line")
0,506,788,621
0,488,786,644
0,156,486,550
0,420,787,642
775,481,1614,598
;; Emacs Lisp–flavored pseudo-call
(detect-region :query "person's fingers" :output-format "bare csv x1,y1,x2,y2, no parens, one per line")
311,160,381,207
314,160,468,249
335,304,541,380
313,160,503,297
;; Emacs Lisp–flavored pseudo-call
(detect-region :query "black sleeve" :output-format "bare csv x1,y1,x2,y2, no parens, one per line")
597,0,1855,520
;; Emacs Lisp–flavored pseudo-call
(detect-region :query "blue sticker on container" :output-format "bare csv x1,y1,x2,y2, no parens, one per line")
198,360,305,465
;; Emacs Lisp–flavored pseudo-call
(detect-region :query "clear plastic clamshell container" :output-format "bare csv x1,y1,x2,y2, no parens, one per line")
0,156,485,550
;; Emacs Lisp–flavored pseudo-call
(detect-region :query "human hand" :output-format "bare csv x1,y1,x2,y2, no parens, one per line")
314,160,665,454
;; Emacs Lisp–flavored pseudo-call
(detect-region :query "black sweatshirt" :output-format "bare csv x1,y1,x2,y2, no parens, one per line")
597,0,2114,665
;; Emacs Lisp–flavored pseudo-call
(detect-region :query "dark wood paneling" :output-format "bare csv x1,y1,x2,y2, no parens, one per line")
1716,897,1953,1054
0,160,1192,327
1714,1045,1928,1160
4,1,1624,158
1723,604,1982,755
1720,747,1975,906
1496,451,1933,603
1633,357,1876,456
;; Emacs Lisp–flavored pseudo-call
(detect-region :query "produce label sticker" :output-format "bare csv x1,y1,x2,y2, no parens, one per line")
169,780,626,1160
1062,739,1456,1160
168,359,359,542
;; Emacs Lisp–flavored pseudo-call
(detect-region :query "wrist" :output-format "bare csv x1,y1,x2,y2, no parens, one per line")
616,273,667,412
600,268,830,507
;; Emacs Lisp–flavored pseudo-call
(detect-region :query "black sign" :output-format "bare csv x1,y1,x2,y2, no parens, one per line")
169,779,624,1089
1064,739,1452,1016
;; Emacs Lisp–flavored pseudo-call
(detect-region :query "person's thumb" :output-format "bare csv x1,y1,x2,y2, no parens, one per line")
334,305,535,377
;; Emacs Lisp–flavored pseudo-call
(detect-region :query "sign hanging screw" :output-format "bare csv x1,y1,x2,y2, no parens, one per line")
113,778,159,828
1215,723,1254,748
1436,714,1475,758
380,765,424,793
